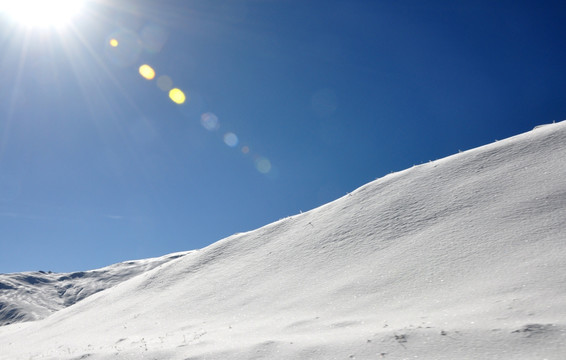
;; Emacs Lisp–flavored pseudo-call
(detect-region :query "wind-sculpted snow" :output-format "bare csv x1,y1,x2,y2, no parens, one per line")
0,252,189,326
1,121,565,359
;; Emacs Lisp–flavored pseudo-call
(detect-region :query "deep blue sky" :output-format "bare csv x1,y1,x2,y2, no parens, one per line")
1,0,565,273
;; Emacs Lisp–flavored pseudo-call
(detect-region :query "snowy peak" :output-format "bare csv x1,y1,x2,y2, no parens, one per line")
0,251,190,326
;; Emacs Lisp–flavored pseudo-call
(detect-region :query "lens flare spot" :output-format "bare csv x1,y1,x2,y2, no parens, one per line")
200,113,219,131
169,88,186,104
223,133,239,147
105,30,142,67
157,75,173,92
241,146,250,154
138,64,155,80
255,157,272,174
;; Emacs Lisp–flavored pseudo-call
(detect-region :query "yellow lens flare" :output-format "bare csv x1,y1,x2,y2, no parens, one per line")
0,0,85,28
169,88,186,104
109,38,119,47
138,64,155,80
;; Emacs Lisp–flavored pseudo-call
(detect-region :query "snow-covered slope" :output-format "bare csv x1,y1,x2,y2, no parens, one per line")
1,121,565,359
0,252,189,326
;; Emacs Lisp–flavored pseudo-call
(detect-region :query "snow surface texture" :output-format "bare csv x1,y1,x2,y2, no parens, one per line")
0,252,189,326
1,121,565,359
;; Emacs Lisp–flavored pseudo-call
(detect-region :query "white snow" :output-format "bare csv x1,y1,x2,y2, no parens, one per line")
0,252,190,326
1,121,566,359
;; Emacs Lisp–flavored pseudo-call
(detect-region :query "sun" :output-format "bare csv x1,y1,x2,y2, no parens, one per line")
0,0,86,29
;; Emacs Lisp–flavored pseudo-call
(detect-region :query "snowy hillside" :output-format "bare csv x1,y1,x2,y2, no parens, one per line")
0,252,189,326
1,121,565,359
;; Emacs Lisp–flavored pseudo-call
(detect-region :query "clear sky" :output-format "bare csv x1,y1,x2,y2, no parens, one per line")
1,0,565,273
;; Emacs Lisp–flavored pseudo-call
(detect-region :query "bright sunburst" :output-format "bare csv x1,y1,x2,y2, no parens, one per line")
0,0,85,28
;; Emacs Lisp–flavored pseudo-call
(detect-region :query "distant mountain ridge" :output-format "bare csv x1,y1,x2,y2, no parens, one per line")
0,252,189,326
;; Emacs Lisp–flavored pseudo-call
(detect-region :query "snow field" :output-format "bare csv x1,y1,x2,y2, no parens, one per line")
1,121,565,359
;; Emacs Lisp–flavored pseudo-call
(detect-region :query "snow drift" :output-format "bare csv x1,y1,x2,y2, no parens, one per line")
1,121,565,359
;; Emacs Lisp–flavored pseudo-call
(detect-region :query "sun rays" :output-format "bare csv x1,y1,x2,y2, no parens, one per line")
1,1,275,176
0,0,86,29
